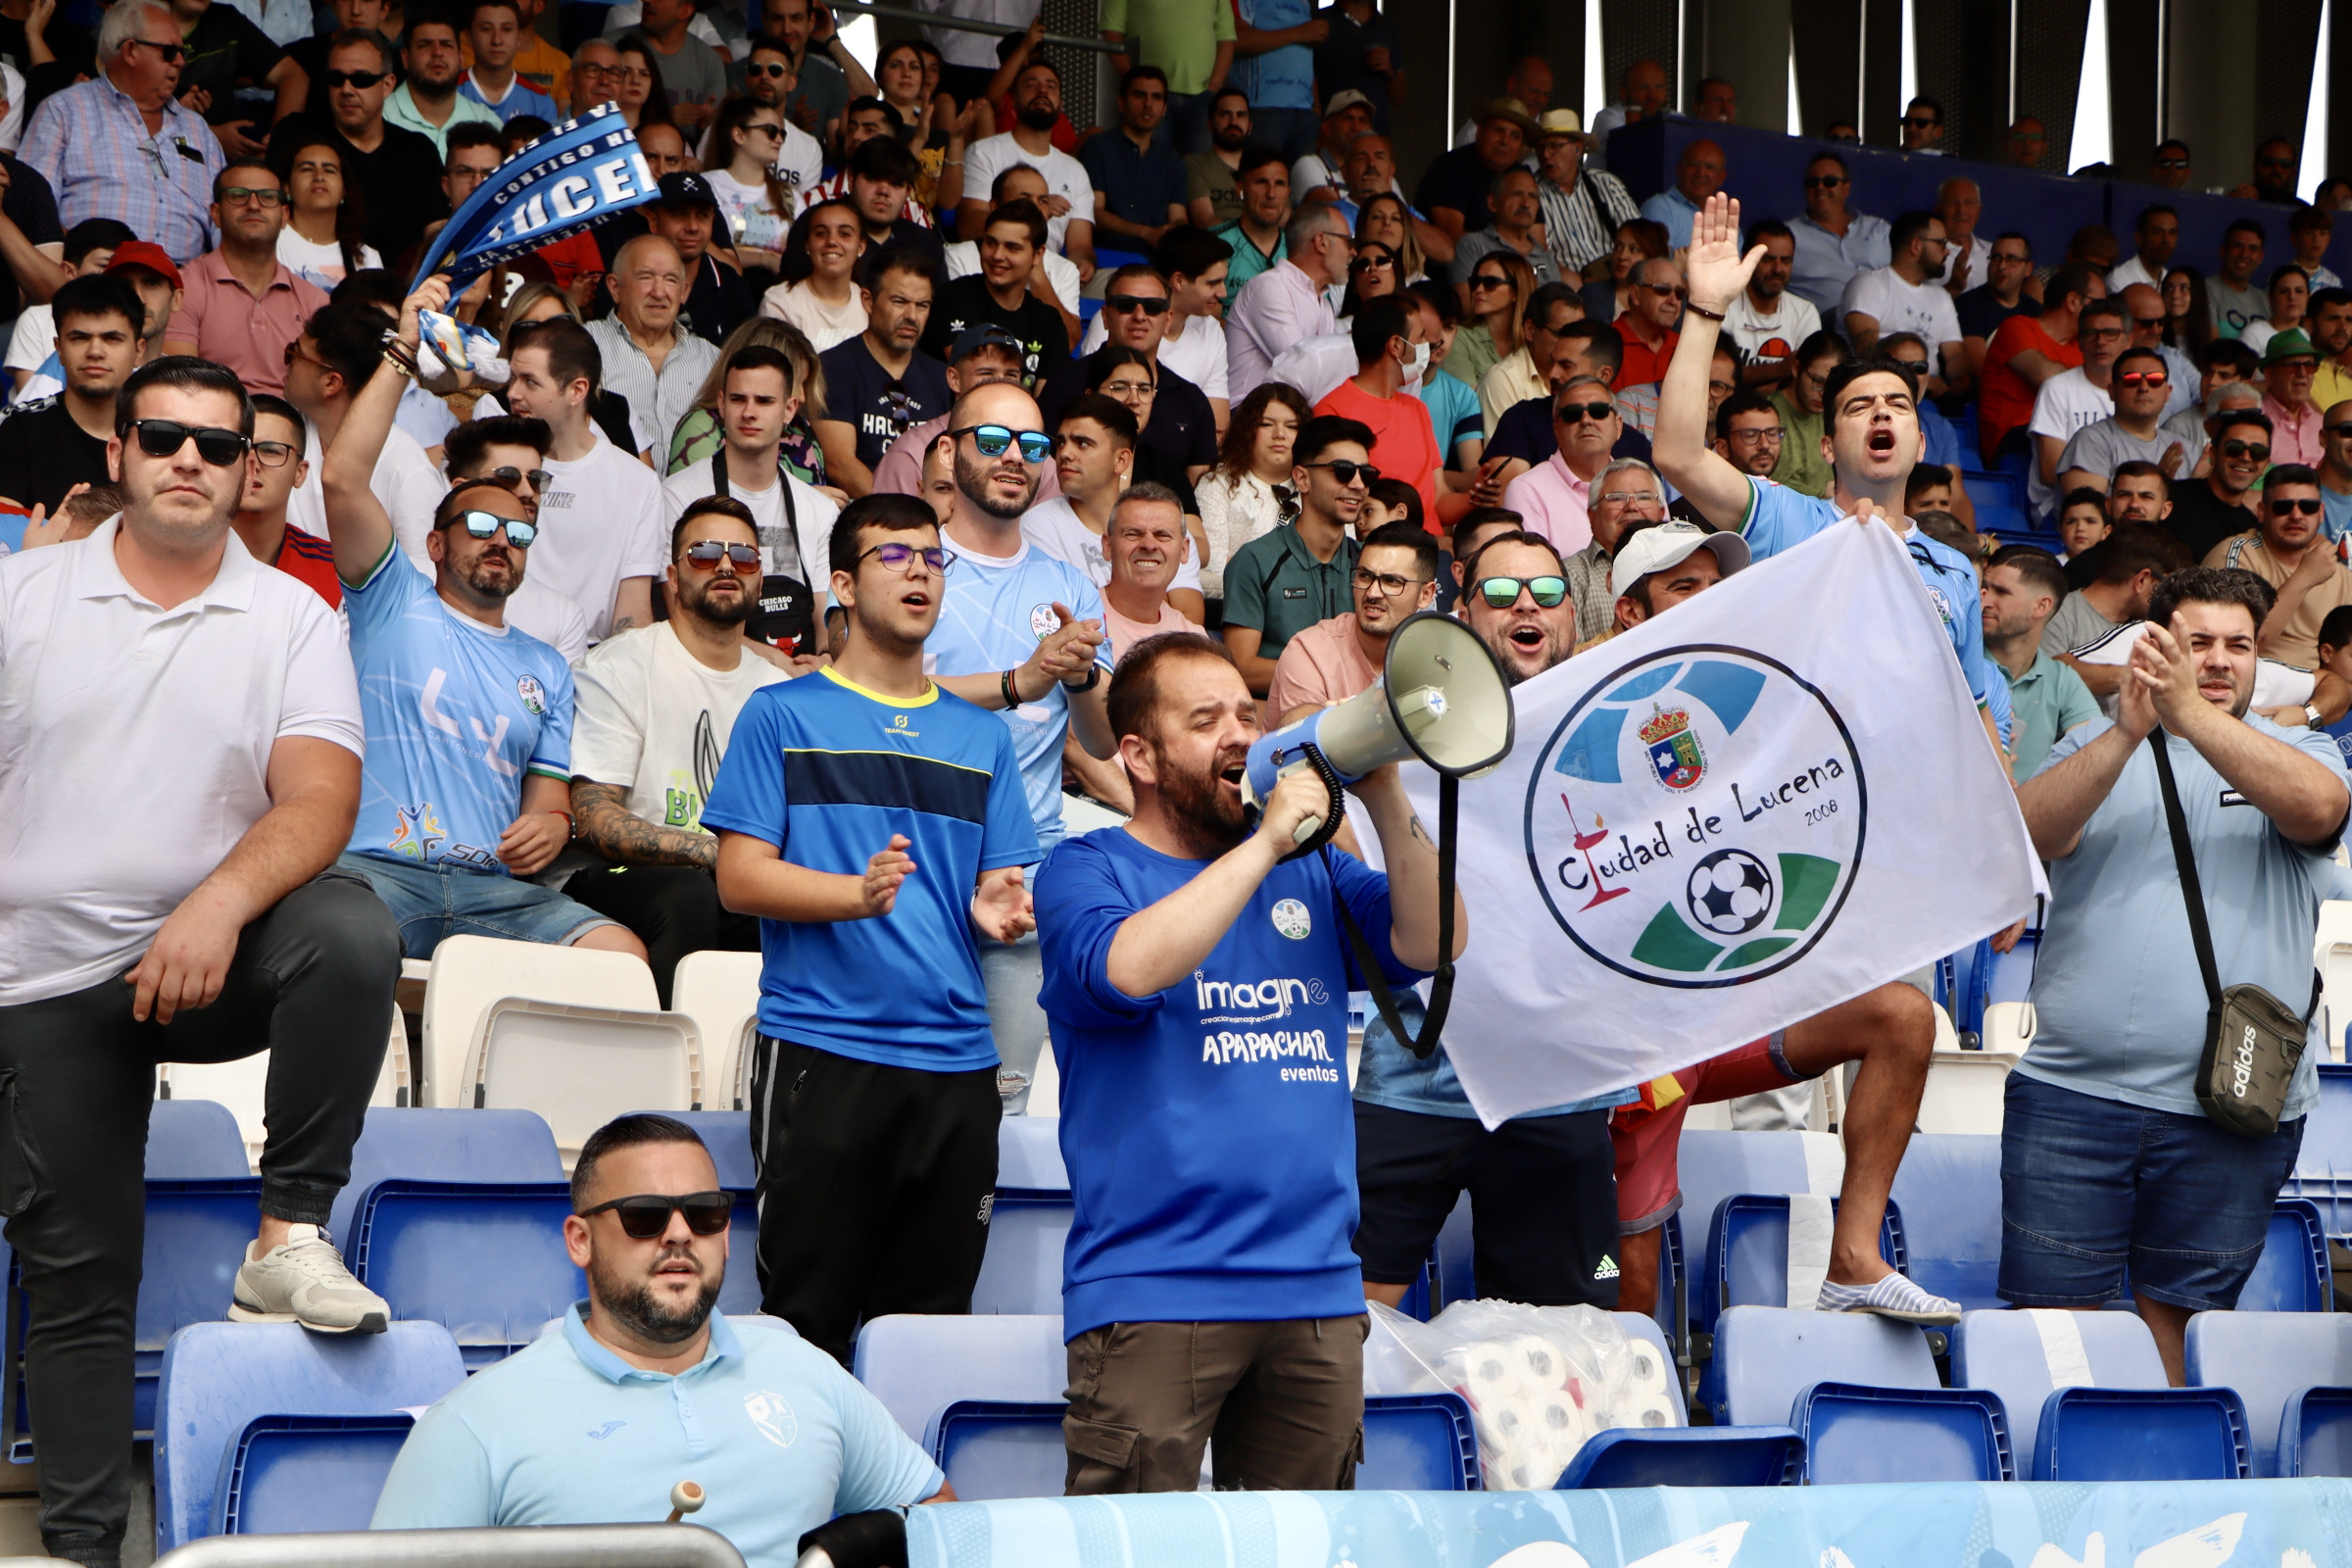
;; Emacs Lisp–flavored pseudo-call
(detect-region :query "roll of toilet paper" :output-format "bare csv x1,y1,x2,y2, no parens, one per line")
1614,1391,1681,1430
1610,1342,1672,1399
1508,1335,1565,1388
1445,1340,1525,1400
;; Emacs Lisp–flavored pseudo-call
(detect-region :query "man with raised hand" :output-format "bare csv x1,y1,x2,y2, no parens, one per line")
1654,191,2010,767
708,493,1042,1362
0,353,398,1566
922,379,1118,1113
1035,630,1456,1493
319,278,646,966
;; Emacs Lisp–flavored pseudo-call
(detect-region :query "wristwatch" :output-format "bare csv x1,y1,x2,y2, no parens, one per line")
1062,662,1102,693
2306,702,2325,728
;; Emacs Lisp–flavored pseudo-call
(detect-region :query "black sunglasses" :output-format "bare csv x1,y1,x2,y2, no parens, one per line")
128,418,250,467
323,69,389,88
576,1190,732,1239
2270,497,2325,515
2328,422,2352,438
469,465,554,495
1103,296,1169,315
1554,400,1617,424
1804,174,1847,188
2223,440,2273,462
444,508,538,547
747,61,791,77
1475,574,1567,608
1302,459,1378,485
126,36,186,62
684,540,761,567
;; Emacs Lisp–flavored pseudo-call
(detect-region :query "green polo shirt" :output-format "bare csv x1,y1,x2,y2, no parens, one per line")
2004,648,2101,782
1101,0,1236,95
1223,524,1358,660
1214,220,1285,309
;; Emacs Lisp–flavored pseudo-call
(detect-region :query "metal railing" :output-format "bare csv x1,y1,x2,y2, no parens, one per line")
153,1525,749,1568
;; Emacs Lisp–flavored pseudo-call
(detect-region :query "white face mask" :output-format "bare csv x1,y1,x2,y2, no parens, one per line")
1402,338,1431,384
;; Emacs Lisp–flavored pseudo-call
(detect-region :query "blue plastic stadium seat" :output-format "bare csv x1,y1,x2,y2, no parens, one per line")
2184,1310,2352,1477
1715,1305,1937,1428
2284,1064,2352,1237
1654,1212,1687,1354
1555,1425,1801,1489
1960,469,2034,538
1077,297,1102,326
324,1108,563,1246
1888,1133,2002,1310
1700,1194,1907,1331
2241,1199,2330,1311
1091,248,1150,272
153,1319,465,1553
1676,1132,1823,1249
149,1100,255,1178
926,1393,1478,1499
969,1189,1071,1314
854,1313,1066,1444
1949,1309,2167,1477
2033,1386,2251,1480
2280,1387,2352,1477
215,1413,416,1537
998,1116,1069,1192
1796,1382,2014,1483
1434,1194,1474,1309
348,1180,582,1369
1983,929,2038,1007
650,1110,754,1190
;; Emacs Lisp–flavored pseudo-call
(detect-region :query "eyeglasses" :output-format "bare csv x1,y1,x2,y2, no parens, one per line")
1351,566,1426,597
1726,426,1784,446
1803,174,1846,189
323,69,388,88
1887,359,1930,376
1302,459,1378,485
127,418,250,466
2156,157,2190,170
2082,325,2128,340
2270,497,2325,515
444,508,537,547
1992,249,2032,265
1102,295,1169,316
252,439,296,467
747,61,792,77
1468,273,1511,291
858,540,953,573
472,465,553,495
2222,440,2273,462
1554,400,1617,424
1598,490,1660,506
125,36,186,62
684,540,761,568
2117,369,2169,388
218,185,287,208
2259,155,2297,170
576,1191,732,1239
1474,574,1568,608
953,423,1053,463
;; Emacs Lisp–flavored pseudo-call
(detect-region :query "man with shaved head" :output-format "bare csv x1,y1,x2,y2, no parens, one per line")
1935,175,1990,296
586,233,717,459
1640,138,1726,250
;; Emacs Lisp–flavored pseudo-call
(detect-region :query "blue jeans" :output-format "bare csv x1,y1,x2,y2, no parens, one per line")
1997,1071,2305,1310
980,926,1048,1113
337,852,619,957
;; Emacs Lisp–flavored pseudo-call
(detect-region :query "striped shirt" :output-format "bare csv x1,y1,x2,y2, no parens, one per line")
797,169,933,226
20,73,223,263
1538,167,1639,277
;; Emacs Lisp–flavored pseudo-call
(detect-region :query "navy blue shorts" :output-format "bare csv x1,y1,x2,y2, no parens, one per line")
1997,1071,2304,1311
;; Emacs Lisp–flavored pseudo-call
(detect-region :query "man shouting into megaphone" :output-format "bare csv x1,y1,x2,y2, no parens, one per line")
1033,630,1465,1495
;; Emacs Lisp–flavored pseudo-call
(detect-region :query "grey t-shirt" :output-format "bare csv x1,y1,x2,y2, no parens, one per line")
2040,591,2122,661
2057,418,2176,482
2208,276,2268,339
1448,229,1562,288
2020,714,2349,1117
626,29,728,118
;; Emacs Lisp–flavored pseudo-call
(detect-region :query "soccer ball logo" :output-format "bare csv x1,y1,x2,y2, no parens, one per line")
1687,849,1774,936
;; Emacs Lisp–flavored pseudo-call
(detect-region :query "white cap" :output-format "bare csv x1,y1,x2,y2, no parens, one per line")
1608,520,1753,600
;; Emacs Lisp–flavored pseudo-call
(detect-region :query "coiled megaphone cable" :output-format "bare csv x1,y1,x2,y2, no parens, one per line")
1305,745,1460,1061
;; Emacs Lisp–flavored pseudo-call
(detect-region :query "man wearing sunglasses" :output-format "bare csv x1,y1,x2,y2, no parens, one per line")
373,1113,953,1546
1044,262,1220,493
2200,464,2352,670
162,161,326,397
1500,375,1619,557
19,0,224,264
1784,151,1889,318
1221,414,1369,695
0,274,141,523
0,354,401,1566
564,499,784,1004
320,278,648,969
293,29,450,262
1035,631,1457,1494
708,492,1042,1357
2166,408,2275,562
2319,400,2352,544
1072,230,1234,432
438,416,593,662
2056,346,2186,500
1616,256,1684,390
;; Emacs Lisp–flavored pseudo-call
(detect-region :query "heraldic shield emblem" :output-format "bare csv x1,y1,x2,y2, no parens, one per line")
1642,705,1706,791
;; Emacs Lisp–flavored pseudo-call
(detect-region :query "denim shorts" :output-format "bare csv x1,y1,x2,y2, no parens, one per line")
1997,1070,2305,1311
337,853,619,958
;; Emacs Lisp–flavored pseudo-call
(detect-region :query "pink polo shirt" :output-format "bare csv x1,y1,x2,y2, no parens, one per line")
1498,452,1595,556
172,250,329,398
1265,611,1380,724
2263,392,2324,468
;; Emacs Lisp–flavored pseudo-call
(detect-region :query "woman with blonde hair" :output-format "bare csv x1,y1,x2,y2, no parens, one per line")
1448,249,1534,392
666,317,831,485
1195,382,1311,606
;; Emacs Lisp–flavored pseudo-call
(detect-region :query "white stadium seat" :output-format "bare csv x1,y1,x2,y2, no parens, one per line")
2317,900,2352,1062
460,999,703,1158
416,936,658,1107
669,950,762,1111
1915,1047,2021,1136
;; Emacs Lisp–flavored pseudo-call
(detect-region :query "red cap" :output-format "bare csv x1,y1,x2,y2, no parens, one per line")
106,241,184,291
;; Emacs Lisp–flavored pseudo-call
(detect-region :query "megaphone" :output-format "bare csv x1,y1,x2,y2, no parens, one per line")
1241,610,1515,849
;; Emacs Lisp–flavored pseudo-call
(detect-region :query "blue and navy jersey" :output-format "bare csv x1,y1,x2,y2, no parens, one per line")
344,543,572,874
701,667,1041,1070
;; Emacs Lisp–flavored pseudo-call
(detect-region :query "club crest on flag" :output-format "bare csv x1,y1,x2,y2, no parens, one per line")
1640,704,1705,791
1525,647,1867,987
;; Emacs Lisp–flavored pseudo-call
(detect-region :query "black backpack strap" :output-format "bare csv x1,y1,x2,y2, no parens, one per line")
1320,771,1461,1059
2148,730,2224,1011
710,448,730,500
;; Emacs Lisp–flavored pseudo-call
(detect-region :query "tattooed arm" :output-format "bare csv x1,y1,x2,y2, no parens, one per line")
570,780,717,869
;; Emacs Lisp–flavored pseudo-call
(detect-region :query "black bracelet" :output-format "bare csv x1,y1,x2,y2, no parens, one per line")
1686,302,1727,322
1002,667,1019,707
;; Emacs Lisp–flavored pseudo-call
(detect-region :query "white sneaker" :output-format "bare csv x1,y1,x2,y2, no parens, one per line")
228,1224,389,1334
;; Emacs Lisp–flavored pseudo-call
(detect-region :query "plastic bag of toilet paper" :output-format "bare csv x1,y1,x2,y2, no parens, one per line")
1364,1299,1680,1490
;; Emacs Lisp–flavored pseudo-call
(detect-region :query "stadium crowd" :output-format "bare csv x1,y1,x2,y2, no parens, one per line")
0,0,2349,1561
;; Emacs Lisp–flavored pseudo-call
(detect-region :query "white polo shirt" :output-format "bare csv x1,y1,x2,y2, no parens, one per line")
0,518,363,1005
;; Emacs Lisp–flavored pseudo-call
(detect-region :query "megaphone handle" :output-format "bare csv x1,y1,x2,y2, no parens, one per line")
1323,772,1461,1060
1275,744,1348,863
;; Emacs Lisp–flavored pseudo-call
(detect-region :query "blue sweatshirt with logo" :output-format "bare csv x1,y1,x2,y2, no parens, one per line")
1035,825,1426,1337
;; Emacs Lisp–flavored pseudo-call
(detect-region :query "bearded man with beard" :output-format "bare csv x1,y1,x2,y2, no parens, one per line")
559,497,792,1008
371,1113,956,1557
1032,632,1462,1494
319,276,647,963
